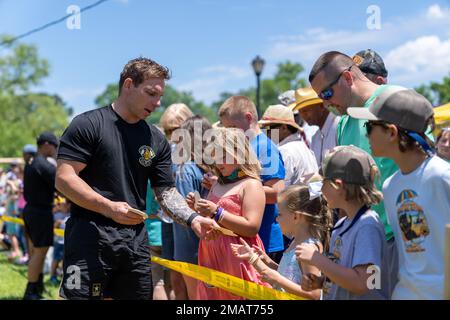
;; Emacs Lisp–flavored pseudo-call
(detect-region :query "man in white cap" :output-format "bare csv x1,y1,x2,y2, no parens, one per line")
259,104,318,187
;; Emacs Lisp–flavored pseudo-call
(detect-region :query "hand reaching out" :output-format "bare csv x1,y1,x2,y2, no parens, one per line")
252,244,272,266
230,237,255,261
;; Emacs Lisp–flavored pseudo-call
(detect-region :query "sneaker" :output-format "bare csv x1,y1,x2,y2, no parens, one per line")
7,251,22,263
23,282,43,300
14,254,29,265
37,274,45,296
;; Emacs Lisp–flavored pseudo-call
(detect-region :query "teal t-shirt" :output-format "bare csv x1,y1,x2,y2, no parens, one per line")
337,85,435,241
337,85,396,241
145,180,162,246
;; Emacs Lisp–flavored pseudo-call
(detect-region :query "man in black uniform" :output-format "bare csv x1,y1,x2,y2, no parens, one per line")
56,57,218,300
23,132,59,300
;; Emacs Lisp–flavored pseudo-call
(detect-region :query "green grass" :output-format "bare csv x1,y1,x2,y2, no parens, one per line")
0,251,60,300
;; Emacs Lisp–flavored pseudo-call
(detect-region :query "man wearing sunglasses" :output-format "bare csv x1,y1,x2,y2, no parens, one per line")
309,51,403,295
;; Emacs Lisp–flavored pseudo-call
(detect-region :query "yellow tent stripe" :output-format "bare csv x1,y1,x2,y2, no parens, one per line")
151,256,307,300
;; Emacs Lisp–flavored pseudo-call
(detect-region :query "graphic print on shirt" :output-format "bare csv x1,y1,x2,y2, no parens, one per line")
396,189,430,253
332,236,342,263
138,145,155,167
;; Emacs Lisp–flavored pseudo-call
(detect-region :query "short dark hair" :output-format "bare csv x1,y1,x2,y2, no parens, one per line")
381,116,435,153
119,57,171,95
309,51,354,83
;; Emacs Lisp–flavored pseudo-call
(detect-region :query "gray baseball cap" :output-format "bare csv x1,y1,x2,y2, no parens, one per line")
353,49,388,78
322,145,378,185
347,87,434,133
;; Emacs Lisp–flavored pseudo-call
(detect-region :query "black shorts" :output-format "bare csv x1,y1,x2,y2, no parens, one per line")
23,205,53,248
59,216,152,300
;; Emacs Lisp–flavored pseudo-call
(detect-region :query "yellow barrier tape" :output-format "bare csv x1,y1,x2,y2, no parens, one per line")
1,216,64,238
151,256,306,300
1,215,305,300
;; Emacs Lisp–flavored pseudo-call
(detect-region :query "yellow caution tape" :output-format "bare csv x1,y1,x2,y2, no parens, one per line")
1,215,305,300
1,216,24,226
1,216,65,238
151,256,306,300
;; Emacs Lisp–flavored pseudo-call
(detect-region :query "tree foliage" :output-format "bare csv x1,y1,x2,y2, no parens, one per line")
211,60,308,114
416,73,450,106
0,35,69,157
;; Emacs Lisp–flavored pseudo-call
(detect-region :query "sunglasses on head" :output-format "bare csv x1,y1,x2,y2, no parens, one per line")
364,120,389,135
319,65,353,101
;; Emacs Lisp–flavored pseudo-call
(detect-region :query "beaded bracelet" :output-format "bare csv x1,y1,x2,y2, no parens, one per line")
214,206,224,222
218,210,226,224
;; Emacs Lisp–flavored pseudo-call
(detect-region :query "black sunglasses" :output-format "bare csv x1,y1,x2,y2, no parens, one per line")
319,65,353,100
364,120,389,135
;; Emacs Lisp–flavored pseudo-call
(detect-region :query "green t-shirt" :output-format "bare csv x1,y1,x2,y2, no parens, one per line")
337,85,396,241
145,180,162,246
337,85,435,241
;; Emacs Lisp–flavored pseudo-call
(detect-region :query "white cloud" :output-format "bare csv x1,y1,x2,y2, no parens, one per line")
385,35,450,85
175,64,253,103
265,5,450,88
266,25,411,69
426,4,447,19
178,5,450,104
177,77,229,102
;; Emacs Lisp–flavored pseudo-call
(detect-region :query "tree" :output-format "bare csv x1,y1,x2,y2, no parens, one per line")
0,35,49,95
94,83,218,124
0,93,69,157
0,35,69,157
416,73,450,106
211,60,308,114
94,83,118,108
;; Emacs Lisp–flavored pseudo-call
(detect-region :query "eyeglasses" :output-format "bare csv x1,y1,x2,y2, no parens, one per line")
364,120,389,135
319,65,353,100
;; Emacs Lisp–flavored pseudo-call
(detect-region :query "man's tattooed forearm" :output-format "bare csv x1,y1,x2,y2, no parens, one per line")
153,186,196,227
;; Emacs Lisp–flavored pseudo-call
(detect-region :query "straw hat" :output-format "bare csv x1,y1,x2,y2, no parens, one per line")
258,104,303,132
288,87,323,112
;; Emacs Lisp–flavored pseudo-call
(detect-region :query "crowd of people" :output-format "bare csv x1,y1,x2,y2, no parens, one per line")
1,48,450,300
0,138,69,293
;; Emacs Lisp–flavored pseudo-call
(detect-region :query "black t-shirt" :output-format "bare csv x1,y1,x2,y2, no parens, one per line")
57,105,174,224
23,154,56,209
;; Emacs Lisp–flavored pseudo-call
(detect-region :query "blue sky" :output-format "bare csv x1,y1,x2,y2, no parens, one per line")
1,0,450,116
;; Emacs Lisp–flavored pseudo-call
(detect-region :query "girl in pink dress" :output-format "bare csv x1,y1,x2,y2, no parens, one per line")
186,128,270,299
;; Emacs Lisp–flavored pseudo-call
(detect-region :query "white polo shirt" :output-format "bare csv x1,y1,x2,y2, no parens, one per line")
311,113,340,167
278,133,318,187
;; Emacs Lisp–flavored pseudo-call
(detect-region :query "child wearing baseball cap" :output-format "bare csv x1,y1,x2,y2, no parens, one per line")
347,88,450,299
296,145,392,300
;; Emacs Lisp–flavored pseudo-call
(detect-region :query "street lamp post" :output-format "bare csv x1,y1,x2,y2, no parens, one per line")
251,55,265,119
